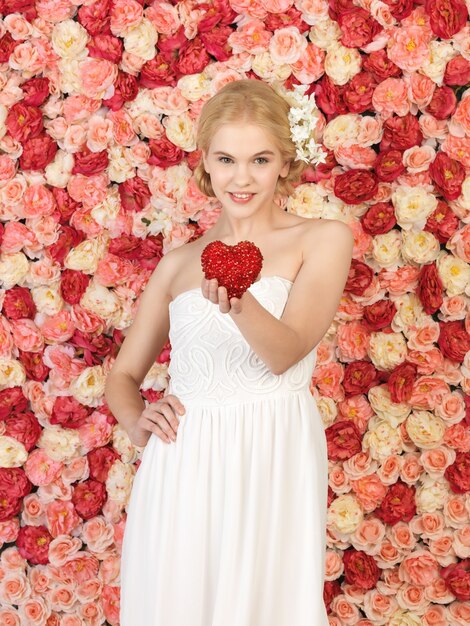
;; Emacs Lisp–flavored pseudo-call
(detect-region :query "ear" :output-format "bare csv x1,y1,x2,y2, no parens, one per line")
280,160,290,178
202,150,209,173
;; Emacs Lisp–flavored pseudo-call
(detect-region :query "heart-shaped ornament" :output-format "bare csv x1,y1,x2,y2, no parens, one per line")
201,240,263,300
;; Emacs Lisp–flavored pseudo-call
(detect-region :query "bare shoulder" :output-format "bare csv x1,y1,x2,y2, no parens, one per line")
300,218,354,256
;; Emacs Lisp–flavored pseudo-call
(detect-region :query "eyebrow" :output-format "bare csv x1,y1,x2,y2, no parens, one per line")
212,150,275,157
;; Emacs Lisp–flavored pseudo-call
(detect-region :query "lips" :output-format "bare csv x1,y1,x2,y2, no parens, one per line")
229,192,255,203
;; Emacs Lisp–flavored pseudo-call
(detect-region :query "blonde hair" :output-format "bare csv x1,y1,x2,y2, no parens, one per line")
193,79,307,198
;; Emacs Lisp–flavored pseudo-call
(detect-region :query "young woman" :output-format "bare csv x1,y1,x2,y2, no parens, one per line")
105,79,354,625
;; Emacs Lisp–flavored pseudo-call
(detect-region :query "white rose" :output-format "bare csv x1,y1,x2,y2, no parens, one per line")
401,229,440,265
52,19,89,59
327,494,364,535
316,396,338,428
30,282,64,316
64,236,108,274
363,416,403,460
371,230,402,268
163,112,196,152
323,114,361,150
142,362,169,392
436,251,470,296
177,73,211,102
324,43,361,85
0,358,26,391
124,18,158,61
45,150,74,188
69,364,107,407
38,427,81,462
392,185,438,231
80,280,121,325
286,183,325,217
148,162,192,211
422,41,456,86
106,458,135,506
415,477,448,513
405,411,446,450
388,610,423,626
368,385,411,429
390,293,427,336
251,51,292,81
58,58,82,95
113,424,141,463
90,188,121,231
0,436,28,467
107,145,135,183
369,331,408,371
0,252,29,289
308,17,341,49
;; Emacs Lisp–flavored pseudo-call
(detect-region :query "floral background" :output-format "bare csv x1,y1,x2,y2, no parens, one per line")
0,0,469,624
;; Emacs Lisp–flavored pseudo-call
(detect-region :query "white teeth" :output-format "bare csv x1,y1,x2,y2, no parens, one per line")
232,193,252,198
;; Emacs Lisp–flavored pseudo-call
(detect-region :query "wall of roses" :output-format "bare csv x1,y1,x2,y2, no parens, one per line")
0,0,469,624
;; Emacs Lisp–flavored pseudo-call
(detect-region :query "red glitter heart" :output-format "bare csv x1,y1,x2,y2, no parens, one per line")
201,240,263,300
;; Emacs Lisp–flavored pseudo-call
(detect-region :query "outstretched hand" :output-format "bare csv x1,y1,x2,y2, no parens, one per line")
201,275,260,314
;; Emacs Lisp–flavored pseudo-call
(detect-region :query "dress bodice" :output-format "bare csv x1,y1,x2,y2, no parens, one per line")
166,276,317,407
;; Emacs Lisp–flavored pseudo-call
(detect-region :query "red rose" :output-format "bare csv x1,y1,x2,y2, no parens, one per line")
52,188,81,224
148,136,184,167
77,0,111,36
0,494,22,521
426,0,468,39
323,580,342,614
60,269,90,305
387,362,417,403
343,71,376,113
329,0,357,21
197,0,237,31
265,7,310,33
315,75,348,117
381,0,414,20
361,202,396,235
21,77,50,106
200,26,233,62
175,37,211,75
140,53,177,88
87,446,120,483
69,329,116,366
48,225,86,266
87,34,123,64
326,420,362,461
119,176,151,212
343,549,380,590
157,26,188,61
375,480,417,525
362,49,402,81
72,147,109,176
17,525,52,565
345,259,374,296
337,7,382,48
0,0,36,20
108,232,163,262
426,85,457,120
363,299,397,331
18,350,50,382
438,320,470,363
440,559,470,601
374,149,405,182
72,479,107,519
0,31,23,63
0,467,32,500
51,396,93,429
334,169,379,204
0,386,28,420
424,200,460,243
103,70,138,111
6,102,43,143
444,55,470,86
343,361,382,395
444,451,470,494
2,286,36,320
187,148,202,170
19,133,57,171
4,411,41,451
416,262,444,315
429,151,465,201
380,113,423,151
302,149,337,183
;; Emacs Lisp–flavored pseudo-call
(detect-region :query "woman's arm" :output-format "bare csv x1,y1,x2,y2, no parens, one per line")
104,250,176,436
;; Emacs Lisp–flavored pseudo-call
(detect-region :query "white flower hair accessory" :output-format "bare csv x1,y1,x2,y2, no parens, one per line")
277,83,327,166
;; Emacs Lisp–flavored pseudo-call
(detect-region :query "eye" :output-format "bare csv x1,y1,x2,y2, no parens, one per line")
255,157,268,164
218,156,232,164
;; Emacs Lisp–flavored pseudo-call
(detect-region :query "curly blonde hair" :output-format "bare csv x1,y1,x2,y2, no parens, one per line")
193,79,307,198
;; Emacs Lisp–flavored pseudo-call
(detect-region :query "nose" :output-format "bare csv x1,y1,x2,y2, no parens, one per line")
232,163,253,187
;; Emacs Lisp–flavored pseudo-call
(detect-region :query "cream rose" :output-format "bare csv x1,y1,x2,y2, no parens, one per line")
323,114,361,150
45,150,74,188
69,365,107,408
113,424,141,463
0,358,26,390
163,112,196,151
363,416,403,460
405,411,446,450
31,282,64,316
177,73,211,102
392,185,438,231
107,145,135,184
80,280,121,325
0,252,29,289
324,43,361,85
368,331,408,371
415,477,448,513
390,293,428,336
401,230,441,266
368,385,411,429
308,17,341,50
436,251,470,296
422,41,456,86
90,189,121,230
286,183,325,217
37,427,81,462
64,236,108,274
58,58,82,95
0,435,28,467
251,51,292,81
371,230,402,268
51,19,89,59
106,459,135,505
388,610,423,626
124,18,158,61
327,494,364,535
141,362,169,392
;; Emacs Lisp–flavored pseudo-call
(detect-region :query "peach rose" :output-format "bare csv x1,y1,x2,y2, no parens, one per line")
325,549,344,580
145,3,180,35
409,512,445,538
17,597,49,626
420,446,456,478
45,500,81,537
375,541,403,568
400,453,424,484
422,604,447,626
24,448,63,487
419,114,448,140
110,0,143,37
441,134,470,168
363,588,398,623
49,584,76,612
343,450,377,480
453,525,470,559
407,72,435,108
78,411,113,451
396,583,430,614
0,155,16,184
79,58,118,100
335,145,377,170
61,457,89,485
76,577,103,603
372,78,410,118
228,19,272,54
351,517,386,555
48,536,82,567
402,146,436,173
428,530,455,564
62,124,87,153
387,26,430,72
424,577,455,604
29,566,52,596
350,474,388,513
331,595,361,625
291,42,325,83
399,550,440,586
435,391,466,424
447,600,470,625
389,522,417,551
0,572,30,605
0,608,20,625
269,26,307,64
21,493,46,527
377,455,402,485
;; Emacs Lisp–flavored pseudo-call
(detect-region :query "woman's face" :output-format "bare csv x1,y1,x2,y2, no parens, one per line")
202,122,290,214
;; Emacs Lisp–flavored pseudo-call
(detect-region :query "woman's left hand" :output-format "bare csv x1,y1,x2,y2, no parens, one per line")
201,276,260,314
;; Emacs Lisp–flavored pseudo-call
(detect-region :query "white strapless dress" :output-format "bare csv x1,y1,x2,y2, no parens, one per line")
119,276,329,626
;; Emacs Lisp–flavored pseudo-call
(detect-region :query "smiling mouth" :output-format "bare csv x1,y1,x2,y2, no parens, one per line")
229,192,255,199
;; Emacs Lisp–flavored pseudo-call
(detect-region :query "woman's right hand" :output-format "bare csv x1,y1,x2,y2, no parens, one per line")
128,395,186,447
